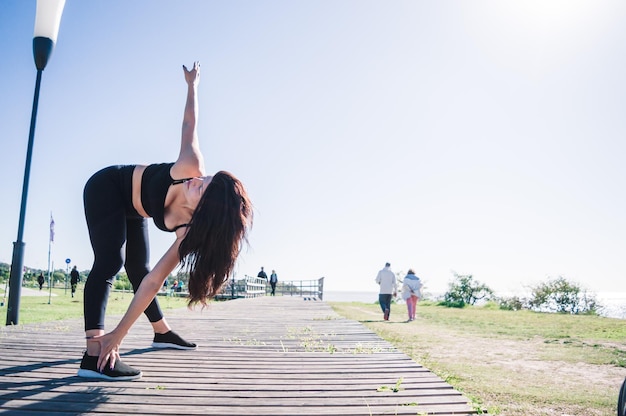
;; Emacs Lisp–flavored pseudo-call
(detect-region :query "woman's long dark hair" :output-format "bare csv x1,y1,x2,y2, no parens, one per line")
178,171,253,306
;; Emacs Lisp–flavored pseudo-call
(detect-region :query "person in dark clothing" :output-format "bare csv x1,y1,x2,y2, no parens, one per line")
70,266,80,298
269,270,278,296
37,273,45,291
78,62,253,382
257,267,267,280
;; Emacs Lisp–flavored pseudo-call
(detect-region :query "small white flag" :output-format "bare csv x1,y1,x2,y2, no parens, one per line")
50,214,55,243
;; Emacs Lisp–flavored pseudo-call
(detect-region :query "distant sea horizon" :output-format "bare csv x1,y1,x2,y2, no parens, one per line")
323,290,626,319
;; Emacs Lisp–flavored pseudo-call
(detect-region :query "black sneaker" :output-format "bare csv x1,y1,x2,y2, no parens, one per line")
152,330,197,350
77,353,142,381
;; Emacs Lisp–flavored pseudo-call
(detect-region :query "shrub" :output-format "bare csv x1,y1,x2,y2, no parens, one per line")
443,272,494,306
498,296,527,311
438,299,465,308
113,273,132,291
527,276,598,314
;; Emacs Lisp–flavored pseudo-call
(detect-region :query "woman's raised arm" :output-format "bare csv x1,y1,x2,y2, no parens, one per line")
173,61,205,179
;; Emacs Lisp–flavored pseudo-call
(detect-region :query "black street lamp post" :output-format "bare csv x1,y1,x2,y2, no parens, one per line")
6,0,66,325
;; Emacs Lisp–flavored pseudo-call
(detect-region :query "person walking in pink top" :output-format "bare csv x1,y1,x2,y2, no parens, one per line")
401,269,422,321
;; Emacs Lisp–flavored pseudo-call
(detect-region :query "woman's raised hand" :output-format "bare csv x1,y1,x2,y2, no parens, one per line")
183,61,200,86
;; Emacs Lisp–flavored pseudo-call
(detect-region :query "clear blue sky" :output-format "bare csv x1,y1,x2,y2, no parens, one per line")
1,0,625,296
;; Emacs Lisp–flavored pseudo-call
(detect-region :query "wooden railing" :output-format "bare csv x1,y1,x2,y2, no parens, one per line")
216,276,324,301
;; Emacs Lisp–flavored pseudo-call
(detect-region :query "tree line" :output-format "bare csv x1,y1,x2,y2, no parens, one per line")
0,262,184,291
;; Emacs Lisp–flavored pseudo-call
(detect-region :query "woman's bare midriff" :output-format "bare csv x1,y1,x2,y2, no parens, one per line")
132,165,149,218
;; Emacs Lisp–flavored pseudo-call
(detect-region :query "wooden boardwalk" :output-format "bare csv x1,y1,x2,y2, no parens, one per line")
0,296,478,415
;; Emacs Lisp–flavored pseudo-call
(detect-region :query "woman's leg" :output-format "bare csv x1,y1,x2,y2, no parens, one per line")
409,295,418,320
124,217,167,330
83,168,128,355
79,166,144,380
406,297,414,320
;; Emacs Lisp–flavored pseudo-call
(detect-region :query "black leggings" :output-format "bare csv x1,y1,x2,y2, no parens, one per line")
83,165,164,330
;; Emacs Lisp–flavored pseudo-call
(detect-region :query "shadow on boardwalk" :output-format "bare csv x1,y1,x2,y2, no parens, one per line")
0,296,478,415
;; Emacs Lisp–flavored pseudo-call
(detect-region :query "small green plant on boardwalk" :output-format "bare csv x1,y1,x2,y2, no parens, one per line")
376,377,404,393
312,315,338,321
284,326,338,353
225,336,266,346
348,342,386,354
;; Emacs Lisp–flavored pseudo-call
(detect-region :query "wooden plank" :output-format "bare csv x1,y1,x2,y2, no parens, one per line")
0,296,478,415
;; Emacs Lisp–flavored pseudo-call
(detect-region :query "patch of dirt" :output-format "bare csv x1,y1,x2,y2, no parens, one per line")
417,326,624,391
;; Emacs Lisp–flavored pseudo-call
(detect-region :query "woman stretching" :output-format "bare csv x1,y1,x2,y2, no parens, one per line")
78,62,253,381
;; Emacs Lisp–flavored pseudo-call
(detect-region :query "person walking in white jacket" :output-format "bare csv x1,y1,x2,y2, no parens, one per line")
375,262,397,321
401,269,422,321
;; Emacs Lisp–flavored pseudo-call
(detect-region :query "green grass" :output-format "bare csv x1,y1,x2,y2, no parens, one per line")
330,301,625,416
0,287,189,325
410,301,626,340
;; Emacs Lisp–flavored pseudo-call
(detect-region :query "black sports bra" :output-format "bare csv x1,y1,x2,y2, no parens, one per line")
140,163,192,232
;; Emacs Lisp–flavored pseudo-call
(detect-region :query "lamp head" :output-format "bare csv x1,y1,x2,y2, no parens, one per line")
33,0,66,70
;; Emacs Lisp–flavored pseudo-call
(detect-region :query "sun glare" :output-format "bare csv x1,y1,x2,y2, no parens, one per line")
462,0,618,80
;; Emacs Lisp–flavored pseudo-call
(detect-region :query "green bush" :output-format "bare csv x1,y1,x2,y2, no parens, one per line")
528,276,598,315
443,272,493,306
113,273,132,291
498,296,526,311
438,299,465,308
